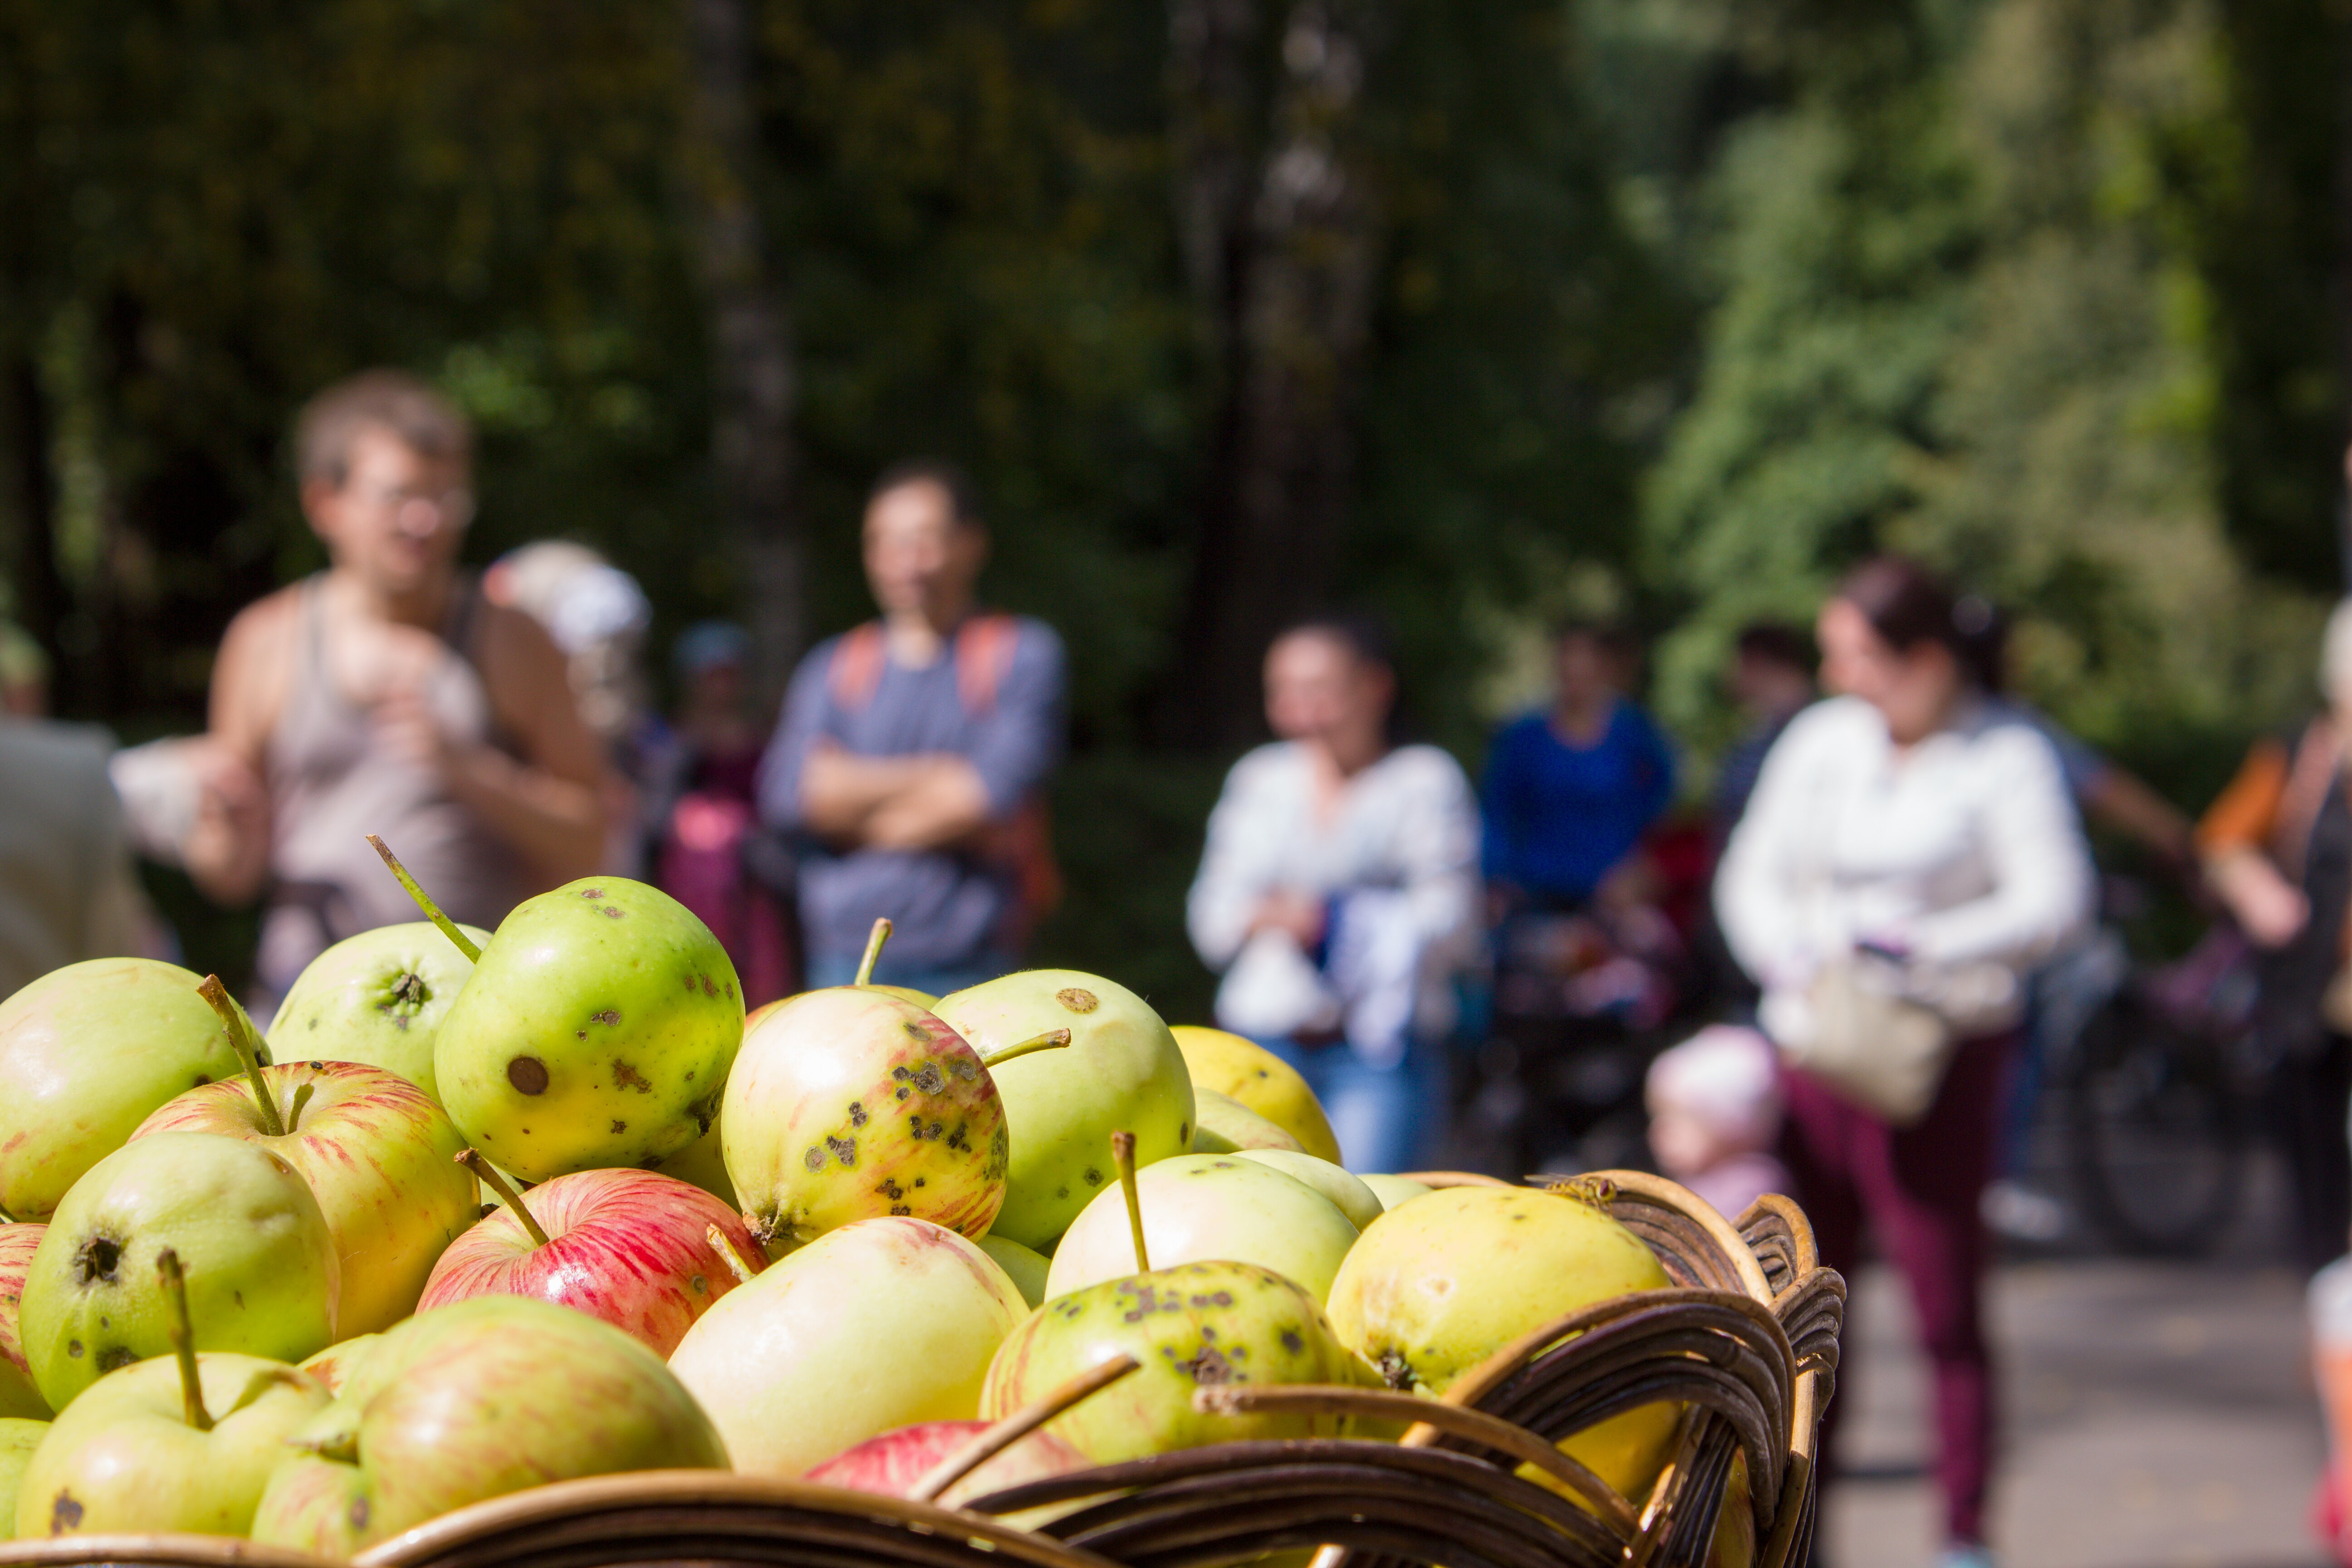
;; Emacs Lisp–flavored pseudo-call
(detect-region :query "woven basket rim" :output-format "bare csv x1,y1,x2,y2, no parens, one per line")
0,1537,331,1568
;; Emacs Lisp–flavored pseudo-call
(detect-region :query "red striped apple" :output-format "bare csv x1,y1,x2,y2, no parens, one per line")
132,1060,476,1336
806,1419,1088,1507
0,1223,44,1418
419,1166,760,1356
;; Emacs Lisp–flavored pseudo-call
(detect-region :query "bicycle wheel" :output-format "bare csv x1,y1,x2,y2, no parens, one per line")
2067,990,2247,1256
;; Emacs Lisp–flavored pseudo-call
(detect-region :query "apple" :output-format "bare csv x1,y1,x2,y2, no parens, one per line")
981,1259,1367,1465
0,1224,46,1419
264,921,490,1103
1171,1025,1341,1164
668,1216,1026,1477
933,971,1195,1250
16,1353,329,1538
250,1295,728,1558
20,1132,338,1411
1190,1088,1303,1153
131,1060,476,1335
653,1113,737,1209
298,1335,381,1397
722,987,1014,1248
1046,1153,1360,1303
432,877,743,1182
0,958,250,1220
419,1166,761,1356
1325,1183,1681,1507
0,1417,44,1539
806,1418,1089,1508
1358,1173,1434,1211
975,1233,1049,1308
1232,1149,1383,1229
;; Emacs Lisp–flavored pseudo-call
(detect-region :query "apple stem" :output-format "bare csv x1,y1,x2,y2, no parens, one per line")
978,1028,1071,1070
706,1223,760,1285
196,975,285,1138
1112,1129,1149,1273
0,1203,15,1225
908,1352,1141,1504
853,916,892,988
365,834,483,963
456,1150,549,1248
286,1081,315,1134
157,1248,212,1432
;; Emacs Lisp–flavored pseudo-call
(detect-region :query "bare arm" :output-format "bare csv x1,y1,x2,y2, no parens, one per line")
453,607,608,885
802,745,991,850
2082,767,2196,868
181,597,291,904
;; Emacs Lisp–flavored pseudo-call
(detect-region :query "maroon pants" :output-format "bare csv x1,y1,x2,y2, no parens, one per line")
1780,1032,2010,1547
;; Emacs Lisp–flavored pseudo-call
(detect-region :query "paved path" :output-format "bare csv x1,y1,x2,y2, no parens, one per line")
1826,1257,2331,1567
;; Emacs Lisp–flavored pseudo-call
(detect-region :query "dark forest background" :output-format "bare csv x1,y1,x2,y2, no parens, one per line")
5,0,2350,1015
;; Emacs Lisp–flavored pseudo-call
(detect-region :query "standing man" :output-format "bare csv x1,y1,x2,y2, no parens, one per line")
182,370,606,1009
760,460,1067,994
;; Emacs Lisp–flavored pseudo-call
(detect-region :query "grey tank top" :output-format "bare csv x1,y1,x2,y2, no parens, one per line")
254,576,528,1004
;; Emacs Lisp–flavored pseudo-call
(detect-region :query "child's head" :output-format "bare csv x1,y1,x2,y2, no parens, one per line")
1646,1025,1782,1179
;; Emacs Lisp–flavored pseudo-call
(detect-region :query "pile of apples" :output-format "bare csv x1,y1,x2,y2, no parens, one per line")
0,854,1737,1563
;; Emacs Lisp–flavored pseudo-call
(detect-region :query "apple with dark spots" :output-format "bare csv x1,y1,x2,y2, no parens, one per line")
668,1216,1026,1477
0,1417,44,1537
933,971,1195,1250
419,1166,760,1356
806,1418,1088,1508
132,1061,475,1336
19,1132,339,1411
723,988,1010,1248
0,958,252,1221
431,877,742,1182
980,1259,1367,1465
264,921,489,1105
250,1294,728,1558
0,1224,46,1419
1046,1153,1360,1303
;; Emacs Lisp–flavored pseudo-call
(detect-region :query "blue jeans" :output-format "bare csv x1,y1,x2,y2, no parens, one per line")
803,951,1012,1001
1256,1034,1445,1176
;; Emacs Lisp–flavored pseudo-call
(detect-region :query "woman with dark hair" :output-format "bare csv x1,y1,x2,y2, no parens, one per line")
1715,556,2094,1568
1187,617,1481,1173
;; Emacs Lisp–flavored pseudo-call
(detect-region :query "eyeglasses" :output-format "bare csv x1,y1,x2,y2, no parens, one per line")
352,482,476,528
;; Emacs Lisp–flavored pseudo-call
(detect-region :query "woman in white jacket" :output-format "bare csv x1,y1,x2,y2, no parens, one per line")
1187,619,1480,1173
1715,558,2093,1568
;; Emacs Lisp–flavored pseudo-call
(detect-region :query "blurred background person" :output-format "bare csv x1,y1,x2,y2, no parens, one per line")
177,370,607,1014
1188,617,1480,1173
760,460,1065,995
2197,597,2352,1275
1709,621,1816,852
1715,555,2094,1568
653,621,795,1006
1644,1022,1789,1221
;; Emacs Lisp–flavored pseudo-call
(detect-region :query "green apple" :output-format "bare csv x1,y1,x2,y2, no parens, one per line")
0,1418,45,1538
975,1233,1050,1308
1046,1154,1359,1303
17,1354,328,1538
1190,1088,1303,1153
667,1216,1026,1477
933,971,1194,1250
1324,1183,1680,1506
1170,1025,1342,1164
1233,1149,1382,1229
433,878,742,1182
981,1259,1367,1465
655,1114,737,1209
21,1132,339,1410
264,922,489,1103
132,1061,475,1335
0,959,250,1220
297,1335,381,1396
250,1295,727,1558
0,1224,47,1419
1358,1173,1433,1211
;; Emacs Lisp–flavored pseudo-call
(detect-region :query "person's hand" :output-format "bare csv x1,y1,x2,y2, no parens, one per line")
1594,853,1661,915
374,681,456,781
1250,890,1326,949
2232,871,2309,949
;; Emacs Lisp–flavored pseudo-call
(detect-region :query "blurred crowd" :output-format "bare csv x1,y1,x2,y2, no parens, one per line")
18,370,2352,1567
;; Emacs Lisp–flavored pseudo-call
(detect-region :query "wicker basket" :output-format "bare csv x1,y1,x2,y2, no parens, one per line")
0,1172,1840,1568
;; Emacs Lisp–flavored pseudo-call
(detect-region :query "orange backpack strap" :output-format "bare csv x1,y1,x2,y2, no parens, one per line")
826,623,888,711
954,614,1022,716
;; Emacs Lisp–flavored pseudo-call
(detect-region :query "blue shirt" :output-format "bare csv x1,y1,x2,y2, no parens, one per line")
758,616,1066,967
1480,701,1676,903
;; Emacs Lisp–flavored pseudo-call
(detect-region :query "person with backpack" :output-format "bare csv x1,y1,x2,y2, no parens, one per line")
757,460,1067,995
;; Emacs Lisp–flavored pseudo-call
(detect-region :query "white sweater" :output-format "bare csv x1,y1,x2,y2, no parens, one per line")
1715,696,2094,1010
1187,741,1481,1058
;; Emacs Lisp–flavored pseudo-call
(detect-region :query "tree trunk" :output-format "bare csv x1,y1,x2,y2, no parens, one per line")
0,353,63,691
1165,0,1383,751
683,0,802,717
